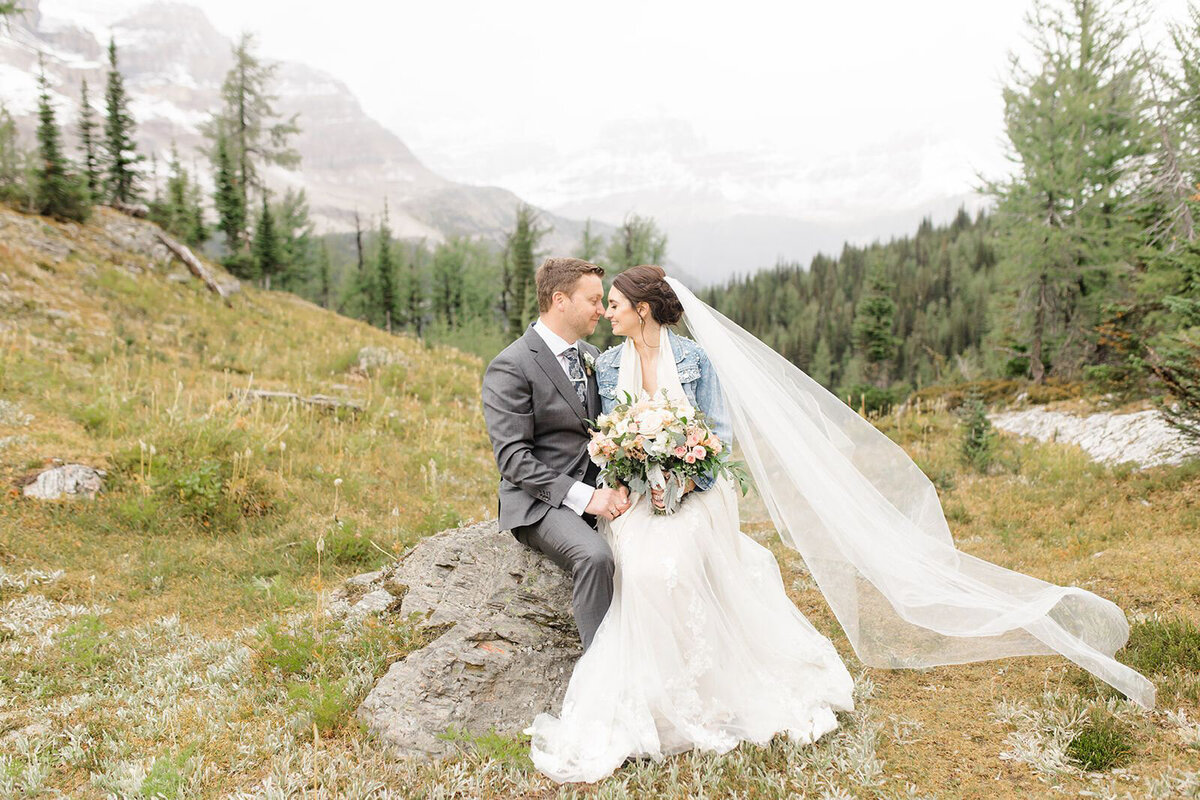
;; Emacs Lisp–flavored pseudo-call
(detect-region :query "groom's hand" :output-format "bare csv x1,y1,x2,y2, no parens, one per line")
587,487,631,521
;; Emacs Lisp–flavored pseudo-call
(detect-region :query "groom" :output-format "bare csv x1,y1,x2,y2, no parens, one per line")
481,257,631,650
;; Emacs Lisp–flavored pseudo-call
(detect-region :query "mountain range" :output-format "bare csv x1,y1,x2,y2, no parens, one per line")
1,0,988,286
0,0,597,254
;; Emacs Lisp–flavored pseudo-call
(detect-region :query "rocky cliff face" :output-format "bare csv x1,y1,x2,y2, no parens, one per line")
0,0,593,250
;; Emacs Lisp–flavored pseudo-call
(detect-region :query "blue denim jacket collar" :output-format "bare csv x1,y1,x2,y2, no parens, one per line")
595,329,698,389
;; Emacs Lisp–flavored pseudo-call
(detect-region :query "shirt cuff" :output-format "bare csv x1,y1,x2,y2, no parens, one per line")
563,480,595,516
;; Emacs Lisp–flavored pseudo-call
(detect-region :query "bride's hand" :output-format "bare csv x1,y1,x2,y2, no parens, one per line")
651,486,665,509
651,476,695,509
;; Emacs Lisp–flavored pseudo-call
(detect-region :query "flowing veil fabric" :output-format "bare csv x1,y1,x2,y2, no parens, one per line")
664,277,1155,709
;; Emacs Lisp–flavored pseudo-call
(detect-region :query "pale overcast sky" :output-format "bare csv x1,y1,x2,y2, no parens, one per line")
161,0,1190,218
35,0,1196,235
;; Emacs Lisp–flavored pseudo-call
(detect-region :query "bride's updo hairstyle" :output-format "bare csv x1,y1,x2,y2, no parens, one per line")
611,265,684,326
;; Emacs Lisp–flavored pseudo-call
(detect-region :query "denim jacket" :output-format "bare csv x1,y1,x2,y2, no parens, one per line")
593,329,731,492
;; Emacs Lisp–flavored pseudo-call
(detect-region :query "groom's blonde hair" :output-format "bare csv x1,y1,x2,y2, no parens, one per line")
536,257,605,312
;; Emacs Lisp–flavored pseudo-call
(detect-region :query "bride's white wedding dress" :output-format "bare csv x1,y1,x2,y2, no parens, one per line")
528,277,1155,784
526,327,854,784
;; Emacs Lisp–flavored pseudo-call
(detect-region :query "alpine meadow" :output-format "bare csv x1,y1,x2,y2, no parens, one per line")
2,0,1200,797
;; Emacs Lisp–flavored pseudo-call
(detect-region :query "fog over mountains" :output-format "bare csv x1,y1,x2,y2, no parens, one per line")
1,0,989,285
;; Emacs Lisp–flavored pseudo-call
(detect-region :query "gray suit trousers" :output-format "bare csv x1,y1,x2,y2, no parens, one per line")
514,506,614,650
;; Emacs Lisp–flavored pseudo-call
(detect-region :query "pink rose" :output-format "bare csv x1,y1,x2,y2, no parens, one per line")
691,445,707,460
673,445,689,457
684,453,697,464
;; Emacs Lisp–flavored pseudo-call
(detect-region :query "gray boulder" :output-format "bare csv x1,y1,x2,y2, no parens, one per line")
22,464,105,500
334,520,581,759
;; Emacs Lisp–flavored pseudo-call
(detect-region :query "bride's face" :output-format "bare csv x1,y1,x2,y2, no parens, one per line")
605,287,645,337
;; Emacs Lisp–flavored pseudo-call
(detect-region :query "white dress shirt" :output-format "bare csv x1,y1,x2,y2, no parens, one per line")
533,318,595,516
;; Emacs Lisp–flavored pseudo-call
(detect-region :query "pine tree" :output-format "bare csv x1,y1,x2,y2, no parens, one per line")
852,269,899,388
606,213,667,273
315,241,332,309
809,337,833,388
273,188,314,293
102,37,140,204
432,238,466,327
402,244,425,335
575,218,604,261
986,0,1149,382
376,200,397,332
504,204,547,339
251,195,280,287
185,161,207,247
211,122,246,266
205,31,300,251
33,62,88,222
149,143,206,245
77,78,100,198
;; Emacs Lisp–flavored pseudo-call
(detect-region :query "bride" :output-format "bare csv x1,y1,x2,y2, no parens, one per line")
526,265,1155,784
526,265,855,783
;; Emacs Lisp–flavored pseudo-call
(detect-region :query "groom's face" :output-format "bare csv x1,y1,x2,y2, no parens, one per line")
562,274,605,339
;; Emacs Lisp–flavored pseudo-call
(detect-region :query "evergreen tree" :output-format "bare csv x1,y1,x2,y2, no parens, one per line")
102,37,140,204
986,0,1149,382
606,213,667,273
315,241,332,309
575,218,604,261
274,188,314,292
77,78,100,198
852,269,899,388
33,62,88,221
340,209,377,321
211,122,246,266
205,32,300,251
185,161,207,247
432,238,467,327
157,145,207,246
809,336,834,388
402,243,426,335
503,204,547,339
376,200,397,332
251,194,280,287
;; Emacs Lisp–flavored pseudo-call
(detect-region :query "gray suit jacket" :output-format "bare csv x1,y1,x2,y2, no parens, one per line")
482,325,602,532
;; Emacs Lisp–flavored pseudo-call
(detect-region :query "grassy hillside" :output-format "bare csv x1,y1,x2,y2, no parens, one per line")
1,206,1198,797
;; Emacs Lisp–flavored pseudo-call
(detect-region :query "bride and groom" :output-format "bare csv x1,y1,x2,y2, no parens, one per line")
481,257,1155,784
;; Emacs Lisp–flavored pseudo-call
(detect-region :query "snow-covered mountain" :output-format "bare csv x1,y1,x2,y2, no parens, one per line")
0,0,595,252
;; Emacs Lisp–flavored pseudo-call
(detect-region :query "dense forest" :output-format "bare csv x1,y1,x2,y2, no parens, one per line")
3,0,1200,431
700,210,997,401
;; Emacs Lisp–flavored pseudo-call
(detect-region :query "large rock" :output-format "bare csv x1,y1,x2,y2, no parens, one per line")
22,464,105,500
990,407,1199,469
334,520,581,759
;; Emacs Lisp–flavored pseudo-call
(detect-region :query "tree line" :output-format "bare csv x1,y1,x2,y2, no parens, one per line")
700,0,1200,433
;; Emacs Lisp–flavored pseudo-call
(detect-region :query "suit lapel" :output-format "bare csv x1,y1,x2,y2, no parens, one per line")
524,327,587,422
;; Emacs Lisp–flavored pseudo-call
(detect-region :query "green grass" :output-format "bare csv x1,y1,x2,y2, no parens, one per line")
1124,617,1200,675
1067,710,1136,771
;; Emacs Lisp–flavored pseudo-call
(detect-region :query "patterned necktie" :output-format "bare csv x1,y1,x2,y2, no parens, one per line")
562,346,588,406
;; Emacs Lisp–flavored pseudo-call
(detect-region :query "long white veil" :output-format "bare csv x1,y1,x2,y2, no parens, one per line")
665,277,1155,709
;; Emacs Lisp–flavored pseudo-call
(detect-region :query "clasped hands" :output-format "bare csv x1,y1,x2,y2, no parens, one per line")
586,486,632,521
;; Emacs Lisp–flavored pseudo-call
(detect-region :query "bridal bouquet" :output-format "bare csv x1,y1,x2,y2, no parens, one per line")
587,391,747,515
